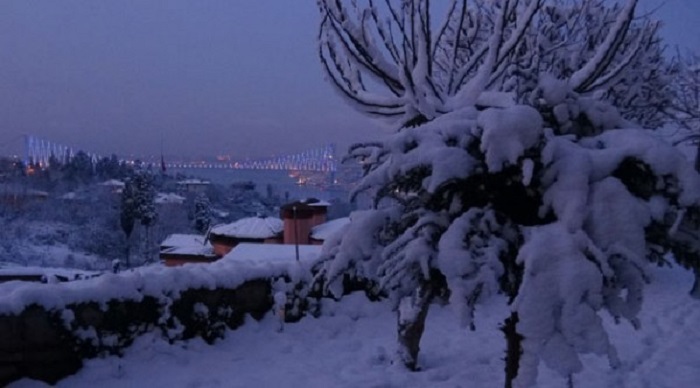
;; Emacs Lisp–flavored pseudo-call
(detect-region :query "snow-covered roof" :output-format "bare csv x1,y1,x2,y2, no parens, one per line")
222,243,322,263
155,192,186,204
28,189,49,197
177,179,210,185
161,234,209,249
311,217,350,241
100,179,125,187
210,217,283,239
61,192,78,200
161,245,216,257
211,208,230,218
297,198,331,207
283,198,331,209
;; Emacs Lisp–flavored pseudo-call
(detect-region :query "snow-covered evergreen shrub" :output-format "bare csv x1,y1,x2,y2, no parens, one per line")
316,0,700,385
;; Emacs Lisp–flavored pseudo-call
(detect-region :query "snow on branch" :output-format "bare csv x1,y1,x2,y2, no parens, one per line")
318,0,542,128
569,0,639,92
667,52,700,136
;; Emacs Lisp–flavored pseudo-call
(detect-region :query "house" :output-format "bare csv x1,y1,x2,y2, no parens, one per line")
160,245,218,267
159,198,339,266
280,198,330,245
155,192,186,205
160,234,209,251
0,184,49,209
208,216,284,257
0,157,21,181
99,179,125,194
177,179,211,194
159,234,217,267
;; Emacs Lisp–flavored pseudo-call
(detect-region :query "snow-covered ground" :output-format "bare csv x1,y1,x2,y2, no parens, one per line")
0,220,112,271
10,265,700,388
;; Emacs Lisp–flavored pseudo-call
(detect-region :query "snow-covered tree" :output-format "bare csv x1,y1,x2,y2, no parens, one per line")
665,52,700,297
96,154,130,180
63,150,95,185
318,0,671,132
317,0,700,386
668,52,700,135
318,0,541,128
193,193,212,234
120,179,137,267
517,0,671,130
120,170,158,266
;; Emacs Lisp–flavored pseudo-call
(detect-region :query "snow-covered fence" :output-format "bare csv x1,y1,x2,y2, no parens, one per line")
0,257,315,386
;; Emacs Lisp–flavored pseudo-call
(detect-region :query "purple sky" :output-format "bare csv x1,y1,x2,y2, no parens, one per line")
0,0,698,159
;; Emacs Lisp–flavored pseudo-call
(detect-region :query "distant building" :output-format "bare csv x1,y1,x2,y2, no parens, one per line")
280,198,330,245
160,233,209,251
159,198,339,266
155,192,186,205
0,184,49,209
177,179,211,194
159,234,217,267
0,157,21,181
160,245,218,267
99,179,125,194
208,216,284,256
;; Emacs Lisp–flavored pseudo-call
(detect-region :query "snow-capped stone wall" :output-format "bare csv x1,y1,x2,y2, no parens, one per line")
0,255,316,386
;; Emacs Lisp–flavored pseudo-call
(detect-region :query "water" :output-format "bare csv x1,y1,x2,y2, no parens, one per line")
168,168,350,202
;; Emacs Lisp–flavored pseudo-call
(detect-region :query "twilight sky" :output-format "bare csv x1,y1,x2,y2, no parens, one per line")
0,0,698,159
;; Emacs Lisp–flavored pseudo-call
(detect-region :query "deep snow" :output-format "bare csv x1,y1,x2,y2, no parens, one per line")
9,265,700,388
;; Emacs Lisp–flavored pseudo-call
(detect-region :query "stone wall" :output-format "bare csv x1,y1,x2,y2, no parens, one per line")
0,280,271,386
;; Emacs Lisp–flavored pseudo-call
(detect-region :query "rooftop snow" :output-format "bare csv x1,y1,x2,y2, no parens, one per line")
99,179,125,187
177,179,210,185
210,217,283,239
161,245,216,257
311,217,350,241
161,234,209,249
155,192,186,204
222,243,322,264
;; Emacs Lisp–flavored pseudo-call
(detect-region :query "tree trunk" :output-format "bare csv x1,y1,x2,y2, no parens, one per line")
144,226,151,264
502,312,523,388
124,237,131,268
691,267,700,299
396,282,434,371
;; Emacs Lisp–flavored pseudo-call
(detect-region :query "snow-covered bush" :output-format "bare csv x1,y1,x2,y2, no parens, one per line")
316,0,700,386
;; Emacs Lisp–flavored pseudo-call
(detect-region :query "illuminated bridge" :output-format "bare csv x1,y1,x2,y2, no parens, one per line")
166,143,338,172
23,135,339,173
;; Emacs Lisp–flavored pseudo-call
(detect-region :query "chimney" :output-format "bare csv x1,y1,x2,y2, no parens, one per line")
280,201,314,245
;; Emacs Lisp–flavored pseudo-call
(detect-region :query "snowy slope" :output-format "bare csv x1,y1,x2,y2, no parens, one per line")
9,265,700,388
